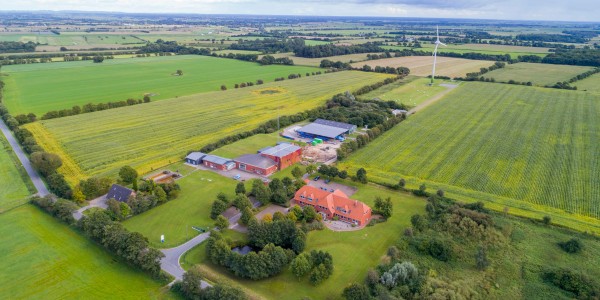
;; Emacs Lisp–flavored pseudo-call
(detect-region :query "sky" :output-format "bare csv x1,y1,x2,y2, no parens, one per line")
2,0,599,22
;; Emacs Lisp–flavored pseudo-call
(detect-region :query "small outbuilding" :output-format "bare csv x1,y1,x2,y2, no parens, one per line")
202,154,235,171
185,152,206,165
106,184,135,202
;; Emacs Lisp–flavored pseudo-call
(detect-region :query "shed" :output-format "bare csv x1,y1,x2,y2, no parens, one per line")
185,152,206,165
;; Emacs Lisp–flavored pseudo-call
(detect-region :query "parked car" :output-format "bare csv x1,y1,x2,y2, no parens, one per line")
314,176,320,181
330,189,335,192
324,179,331,184
233,174,241,180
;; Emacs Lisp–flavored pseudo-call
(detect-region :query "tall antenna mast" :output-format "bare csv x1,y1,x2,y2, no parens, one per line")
430,25,447,85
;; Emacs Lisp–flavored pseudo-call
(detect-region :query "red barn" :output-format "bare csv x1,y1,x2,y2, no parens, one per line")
293,186,372,226
202,155,235,171
234,154,278,176
258,142,302,170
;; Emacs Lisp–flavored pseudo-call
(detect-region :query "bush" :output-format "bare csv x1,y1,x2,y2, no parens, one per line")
542,268,599,299
542,215,552,225
559,238,583,254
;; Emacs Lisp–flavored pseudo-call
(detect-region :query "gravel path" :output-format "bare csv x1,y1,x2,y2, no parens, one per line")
72,195,109,220
408,83,459,115
0,119,50,196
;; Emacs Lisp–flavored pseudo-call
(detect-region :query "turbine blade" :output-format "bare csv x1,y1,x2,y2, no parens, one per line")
439,42,447,46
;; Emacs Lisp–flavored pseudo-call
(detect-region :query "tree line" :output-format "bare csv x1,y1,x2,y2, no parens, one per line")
137,39,211,56
229,38,305,53
293,43,383,58
542,49,600,67
516,33,589,44
39,95,151,121
0,41,37,53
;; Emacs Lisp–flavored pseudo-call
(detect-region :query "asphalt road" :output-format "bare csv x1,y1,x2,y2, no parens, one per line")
161,231,212,287
0,119,50,196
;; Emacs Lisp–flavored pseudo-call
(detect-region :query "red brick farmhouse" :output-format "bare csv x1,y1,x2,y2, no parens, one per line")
293,185,372,226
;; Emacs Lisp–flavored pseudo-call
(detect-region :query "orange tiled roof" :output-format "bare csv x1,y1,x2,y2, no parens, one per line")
294,185,371,222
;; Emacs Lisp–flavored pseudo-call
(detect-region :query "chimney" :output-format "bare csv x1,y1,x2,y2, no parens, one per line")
354,200,358,207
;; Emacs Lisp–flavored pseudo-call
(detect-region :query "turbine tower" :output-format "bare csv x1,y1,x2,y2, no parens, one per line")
430,26,447,85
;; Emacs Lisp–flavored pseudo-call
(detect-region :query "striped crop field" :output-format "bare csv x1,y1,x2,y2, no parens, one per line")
2,55,320,115
26,71,392,184
341,82,600,230
483,62,593,86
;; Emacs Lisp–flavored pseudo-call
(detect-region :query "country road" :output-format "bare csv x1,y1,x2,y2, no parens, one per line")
0,119,49,196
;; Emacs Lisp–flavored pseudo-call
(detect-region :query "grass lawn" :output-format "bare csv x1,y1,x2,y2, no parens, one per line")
0,205,173,299
341,82,600,234
123,170,241,248
359,76,454,107
483,62,593,86
182,182,427,300
0,131,35,211
2,55,320,115
26,71,391,184
353,56,494,78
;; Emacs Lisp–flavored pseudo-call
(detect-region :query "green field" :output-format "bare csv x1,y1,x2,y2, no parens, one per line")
0,132,34,211
2,55,320,115
124,170,238,248
181,181,427,300
483,62,593,86
341,82,600,232
26,71,391,184
575,72,600,93
0,205,171,299
360,76,454,107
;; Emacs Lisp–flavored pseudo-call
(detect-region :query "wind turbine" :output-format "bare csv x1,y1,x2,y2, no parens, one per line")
430,26,446,85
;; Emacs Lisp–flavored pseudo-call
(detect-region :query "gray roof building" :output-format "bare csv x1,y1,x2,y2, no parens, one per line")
314,119,357,132
106,184,134,202
185,152,206,164
202,155,232,165
258,142,301,158
235,154,277,169
297,123,348,139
